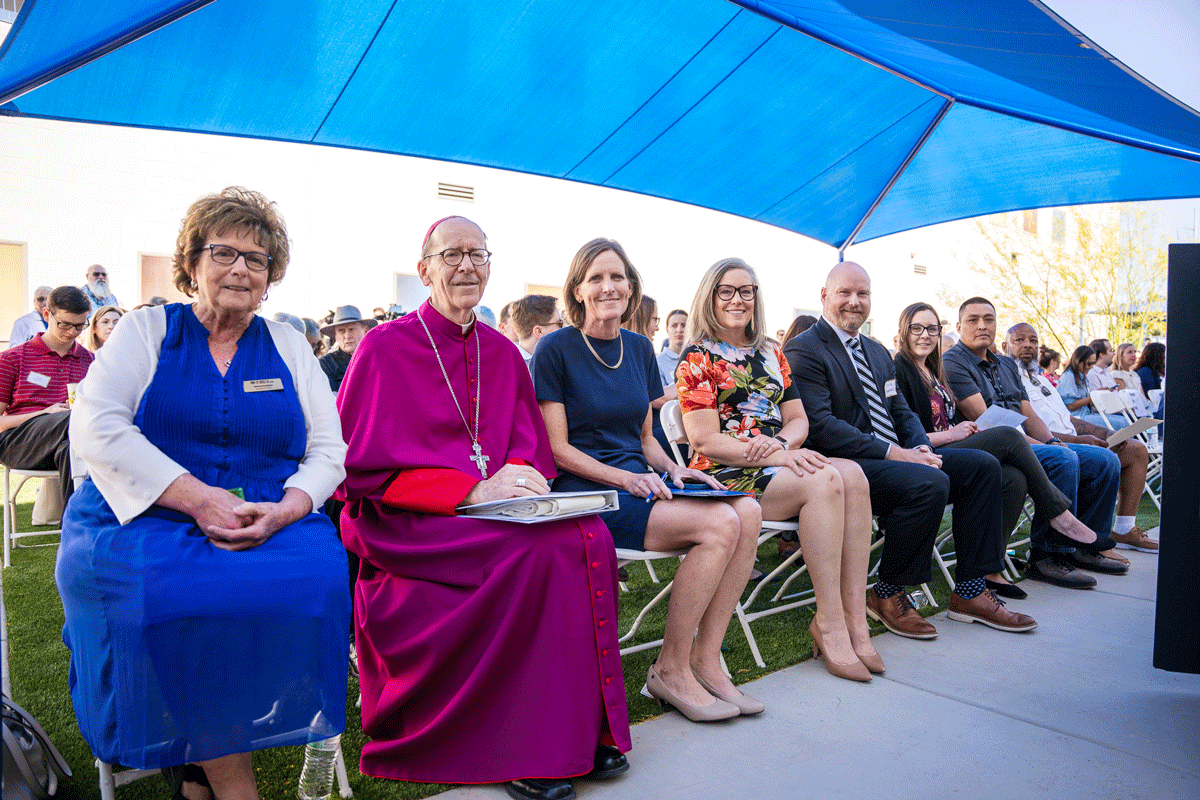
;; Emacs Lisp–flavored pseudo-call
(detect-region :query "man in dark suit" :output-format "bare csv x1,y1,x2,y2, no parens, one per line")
784,262,1035,639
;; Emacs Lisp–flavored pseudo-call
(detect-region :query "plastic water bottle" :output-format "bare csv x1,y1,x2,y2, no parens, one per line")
297,735,340,800
908,589,930,610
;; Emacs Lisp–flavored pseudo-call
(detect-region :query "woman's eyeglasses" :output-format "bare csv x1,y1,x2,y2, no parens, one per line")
715,285,757,301
201,244,272,272
908,324,942,337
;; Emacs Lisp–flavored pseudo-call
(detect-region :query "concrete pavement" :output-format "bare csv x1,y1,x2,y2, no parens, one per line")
439,541,1200,800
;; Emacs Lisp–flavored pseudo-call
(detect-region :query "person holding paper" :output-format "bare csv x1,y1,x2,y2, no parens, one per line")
785,264,1034,641
56,188,350,799
943,300,1144,588
337,217,630,800
1003,323,1157,555
534,238,763,723
894,302,1096,599
678,258,880,681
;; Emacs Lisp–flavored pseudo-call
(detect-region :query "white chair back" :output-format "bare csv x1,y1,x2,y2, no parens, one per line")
659,400,689,468
1090,389,1128,422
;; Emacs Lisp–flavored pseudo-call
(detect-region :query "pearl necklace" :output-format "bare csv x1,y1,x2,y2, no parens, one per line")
416,307,489,478
581,327,623,369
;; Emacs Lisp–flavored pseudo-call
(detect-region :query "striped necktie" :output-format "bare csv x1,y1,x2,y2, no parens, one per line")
847,337,901,447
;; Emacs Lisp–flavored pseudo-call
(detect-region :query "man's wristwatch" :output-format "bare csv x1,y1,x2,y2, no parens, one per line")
1047,437,1063,444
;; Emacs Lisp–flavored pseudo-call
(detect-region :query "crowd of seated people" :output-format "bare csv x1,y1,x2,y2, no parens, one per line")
13,189,1168,800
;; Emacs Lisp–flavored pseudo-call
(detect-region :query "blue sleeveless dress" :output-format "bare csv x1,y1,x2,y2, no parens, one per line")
56,304,349,769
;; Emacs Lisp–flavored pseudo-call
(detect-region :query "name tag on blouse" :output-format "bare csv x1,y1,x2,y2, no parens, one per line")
243,379,284,393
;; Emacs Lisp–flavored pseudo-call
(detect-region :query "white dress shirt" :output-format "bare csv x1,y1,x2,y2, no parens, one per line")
1087,365,1118,391
1014,359,1075,436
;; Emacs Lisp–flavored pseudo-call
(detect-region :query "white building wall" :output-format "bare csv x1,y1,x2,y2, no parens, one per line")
2,116,1193,347
1,116,840,335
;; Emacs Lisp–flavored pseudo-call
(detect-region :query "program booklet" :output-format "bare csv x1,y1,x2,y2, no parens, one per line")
1106,417,1160,449
457,490,619,523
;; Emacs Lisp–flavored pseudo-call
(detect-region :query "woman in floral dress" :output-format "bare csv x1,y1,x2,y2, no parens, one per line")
677,258,881,682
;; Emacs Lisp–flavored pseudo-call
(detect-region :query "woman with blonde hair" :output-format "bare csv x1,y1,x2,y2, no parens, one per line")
86,304,123,350
677,257,880,681
534,239,764,721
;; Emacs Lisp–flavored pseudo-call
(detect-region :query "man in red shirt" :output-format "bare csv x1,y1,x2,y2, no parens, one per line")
0,286,95,506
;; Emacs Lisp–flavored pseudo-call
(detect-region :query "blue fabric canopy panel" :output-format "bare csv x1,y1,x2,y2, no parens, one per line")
1,0,1197,248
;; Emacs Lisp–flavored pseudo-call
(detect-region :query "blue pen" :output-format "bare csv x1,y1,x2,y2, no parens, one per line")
648,471,672,502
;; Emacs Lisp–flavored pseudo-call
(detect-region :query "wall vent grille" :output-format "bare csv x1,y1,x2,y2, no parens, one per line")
437,182,474,202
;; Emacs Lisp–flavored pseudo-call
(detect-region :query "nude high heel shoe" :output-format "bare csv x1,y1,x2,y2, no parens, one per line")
692,671,766,715
642,663,739,721
855,648,886,675
809,621,872,682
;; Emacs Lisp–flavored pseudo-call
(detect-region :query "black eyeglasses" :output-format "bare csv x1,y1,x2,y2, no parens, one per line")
200,244,272,272
715,284,757,301
426,248,491,267
50,313,88,332
89,272,107,279
908,324,943,337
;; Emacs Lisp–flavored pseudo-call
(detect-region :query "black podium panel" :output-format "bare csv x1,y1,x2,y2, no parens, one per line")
1154,243,1200,673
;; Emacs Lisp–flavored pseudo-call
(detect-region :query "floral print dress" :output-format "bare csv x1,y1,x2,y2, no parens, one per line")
676,338,801,498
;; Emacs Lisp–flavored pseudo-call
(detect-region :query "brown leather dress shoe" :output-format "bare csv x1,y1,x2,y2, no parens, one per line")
947,589,1037,632
1111,526,1159,553
866,590,937,640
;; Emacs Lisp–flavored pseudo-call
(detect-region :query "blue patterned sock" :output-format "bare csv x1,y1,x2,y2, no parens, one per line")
873,581,903,599
955,577,987,600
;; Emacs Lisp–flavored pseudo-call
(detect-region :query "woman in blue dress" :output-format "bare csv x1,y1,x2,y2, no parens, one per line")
533,239,763,724
56,188,349,800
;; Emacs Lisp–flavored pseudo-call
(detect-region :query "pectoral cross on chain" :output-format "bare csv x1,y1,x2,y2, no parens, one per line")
471,442,490,478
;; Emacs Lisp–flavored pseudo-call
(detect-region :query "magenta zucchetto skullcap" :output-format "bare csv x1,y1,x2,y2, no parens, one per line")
422,216,467,250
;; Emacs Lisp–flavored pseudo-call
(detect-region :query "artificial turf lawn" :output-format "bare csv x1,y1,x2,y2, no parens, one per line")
1,482,1159,800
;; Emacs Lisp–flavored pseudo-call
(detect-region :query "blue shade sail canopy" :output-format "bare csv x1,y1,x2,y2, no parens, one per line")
1,0,1197,249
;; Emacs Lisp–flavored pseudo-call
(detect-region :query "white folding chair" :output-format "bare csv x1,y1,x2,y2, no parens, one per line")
659,400,812,666
3,466,63,568
96,744,353,800
1091,389,1163,509
614,546,688,656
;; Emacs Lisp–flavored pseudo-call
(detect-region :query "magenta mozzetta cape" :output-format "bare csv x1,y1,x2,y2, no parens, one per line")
336,301,630,783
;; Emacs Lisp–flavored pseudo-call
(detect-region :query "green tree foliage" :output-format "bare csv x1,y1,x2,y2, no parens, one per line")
967,204,1167,353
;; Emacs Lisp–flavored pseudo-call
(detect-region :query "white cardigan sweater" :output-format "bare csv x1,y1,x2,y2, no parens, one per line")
70,305,347,525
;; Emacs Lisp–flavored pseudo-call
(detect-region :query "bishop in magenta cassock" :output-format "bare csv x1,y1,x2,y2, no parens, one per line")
336,217,630,800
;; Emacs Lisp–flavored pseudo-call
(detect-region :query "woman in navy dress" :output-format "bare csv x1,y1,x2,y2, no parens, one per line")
533,238,763,723
56,188,349,800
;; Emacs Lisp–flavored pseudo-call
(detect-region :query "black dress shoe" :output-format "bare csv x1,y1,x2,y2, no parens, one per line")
586,744,629,779
506,778,576,800
1025,555,1097,589
1063,549,1129,575
984,578,1028,600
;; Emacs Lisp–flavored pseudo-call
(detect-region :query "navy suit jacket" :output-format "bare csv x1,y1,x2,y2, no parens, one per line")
783,317,930,460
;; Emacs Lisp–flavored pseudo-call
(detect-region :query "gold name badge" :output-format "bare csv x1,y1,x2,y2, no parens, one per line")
243,378,284,393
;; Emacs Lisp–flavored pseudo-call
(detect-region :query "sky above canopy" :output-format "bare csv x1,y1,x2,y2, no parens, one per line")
0,0,1197,249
